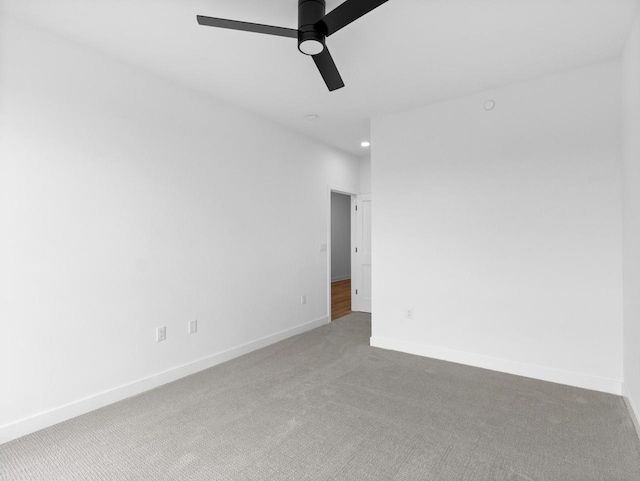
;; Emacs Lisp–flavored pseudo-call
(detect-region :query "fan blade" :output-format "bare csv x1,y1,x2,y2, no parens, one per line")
197,15,298,39
317,0,388,37
312,47,345,91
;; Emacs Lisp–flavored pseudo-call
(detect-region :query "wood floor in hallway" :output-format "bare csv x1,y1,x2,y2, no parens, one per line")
331,279,351,320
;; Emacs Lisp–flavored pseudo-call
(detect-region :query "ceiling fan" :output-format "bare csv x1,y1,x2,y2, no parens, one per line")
197,0,389,92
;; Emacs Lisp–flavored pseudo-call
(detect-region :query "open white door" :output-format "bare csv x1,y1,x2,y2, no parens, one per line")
353,194,371,313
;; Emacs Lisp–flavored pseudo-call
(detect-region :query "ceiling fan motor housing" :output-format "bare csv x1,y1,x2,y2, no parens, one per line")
298,0,326,55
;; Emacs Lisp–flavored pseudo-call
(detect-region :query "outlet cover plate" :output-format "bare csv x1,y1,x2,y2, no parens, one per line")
157,326,167,342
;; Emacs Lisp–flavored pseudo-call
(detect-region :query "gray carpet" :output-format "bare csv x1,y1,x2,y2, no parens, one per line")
1,313,639,480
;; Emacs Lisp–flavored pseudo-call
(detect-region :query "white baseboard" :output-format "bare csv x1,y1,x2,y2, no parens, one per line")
331,275,351,282
370,336,622,395
623,383,640,440
0,316,329,445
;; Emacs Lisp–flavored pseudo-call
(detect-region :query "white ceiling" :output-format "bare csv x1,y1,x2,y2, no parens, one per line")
2,0,638,156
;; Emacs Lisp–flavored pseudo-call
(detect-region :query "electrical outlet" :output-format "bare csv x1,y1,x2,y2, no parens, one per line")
301,295,307,305
320,243,327,252
189,319,197,334
157,326,166,342
405,309,414,320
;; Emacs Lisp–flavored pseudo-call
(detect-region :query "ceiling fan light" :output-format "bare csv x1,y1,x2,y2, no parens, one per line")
299,39,324,55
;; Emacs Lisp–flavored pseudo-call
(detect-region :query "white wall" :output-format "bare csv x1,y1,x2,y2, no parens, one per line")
623,10,640,429
331,193,351,281
359,156,371,195
0,17,359,443
371,61,623,394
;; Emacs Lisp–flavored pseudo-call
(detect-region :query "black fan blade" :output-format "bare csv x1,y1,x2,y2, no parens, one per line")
312,47,345,91
197,15,298,39
317,0,388,37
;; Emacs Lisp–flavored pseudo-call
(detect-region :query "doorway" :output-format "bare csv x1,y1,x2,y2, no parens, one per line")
328,188,371,320
330,192,352,320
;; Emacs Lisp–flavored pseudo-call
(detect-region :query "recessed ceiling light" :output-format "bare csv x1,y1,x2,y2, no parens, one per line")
361,141,371,148
304,114,319,121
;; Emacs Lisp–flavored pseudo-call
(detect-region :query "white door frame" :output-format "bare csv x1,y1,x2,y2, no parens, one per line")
327,185,358,320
